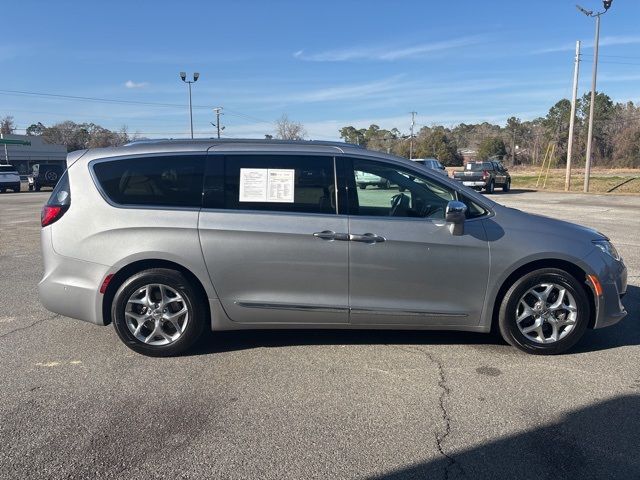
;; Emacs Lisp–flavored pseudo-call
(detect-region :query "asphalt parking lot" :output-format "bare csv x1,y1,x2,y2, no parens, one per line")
0,190,638,480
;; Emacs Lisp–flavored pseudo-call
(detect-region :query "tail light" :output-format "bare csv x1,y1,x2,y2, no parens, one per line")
41,205,69,227
41,171,71,227
482,170,489,180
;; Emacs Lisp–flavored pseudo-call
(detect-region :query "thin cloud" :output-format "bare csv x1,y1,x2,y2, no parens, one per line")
294,36,485,62
533,35,640,54
258,76,407,103
124,80,149,89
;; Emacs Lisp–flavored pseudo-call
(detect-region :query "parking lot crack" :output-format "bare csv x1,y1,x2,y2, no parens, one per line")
391,345,464,479
0,313,60,340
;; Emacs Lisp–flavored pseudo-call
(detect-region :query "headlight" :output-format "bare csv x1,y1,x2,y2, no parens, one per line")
593,240,621,261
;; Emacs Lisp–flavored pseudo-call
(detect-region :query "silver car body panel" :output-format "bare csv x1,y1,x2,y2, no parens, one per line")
38,139,627,333
198,210,349,324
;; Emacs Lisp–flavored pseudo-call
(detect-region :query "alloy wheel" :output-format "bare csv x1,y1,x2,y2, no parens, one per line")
124,284,189,345
515,282,578,344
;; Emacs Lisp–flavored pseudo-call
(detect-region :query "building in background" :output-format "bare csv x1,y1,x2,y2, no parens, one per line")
458,149,477,165
1,134,66,177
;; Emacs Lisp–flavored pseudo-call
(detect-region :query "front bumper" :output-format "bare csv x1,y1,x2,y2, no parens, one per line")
0,181,20,191
584,249,628,329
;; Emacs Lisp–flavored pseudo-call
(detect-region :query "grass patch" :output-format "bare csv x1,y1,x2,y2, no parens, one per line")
510,174,640,193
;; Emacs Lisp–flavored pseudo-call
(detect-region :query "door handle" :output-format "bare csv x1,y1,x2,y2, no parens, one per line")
313,230,336,240
349,233,386,244
313,231,350,241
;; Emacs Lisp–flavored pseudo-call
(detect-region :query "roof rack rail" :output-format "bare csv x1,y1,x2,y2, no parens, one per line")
124,138,361,148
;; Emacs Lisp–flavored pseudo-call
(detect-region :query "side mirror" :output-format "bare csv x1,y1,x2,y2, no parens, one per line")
445,200,467,236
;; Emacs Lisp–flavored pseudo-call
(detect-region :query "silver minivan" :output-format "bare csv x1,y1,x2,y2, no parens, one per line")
39,140,627,356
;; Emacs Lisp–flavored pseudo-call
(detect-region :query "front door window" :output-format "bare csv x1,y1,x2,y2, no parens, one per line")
350,160,455,219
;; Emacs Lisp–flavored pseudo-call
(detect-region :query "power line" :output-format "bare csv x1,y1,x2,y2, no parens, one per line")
0,88,272,124
598,54,640,60
582,59,640,66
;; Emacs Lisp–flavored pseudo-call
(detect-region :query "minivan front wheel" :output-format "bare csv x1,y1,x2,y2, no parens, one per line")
112,268,206,357
498,268,589,355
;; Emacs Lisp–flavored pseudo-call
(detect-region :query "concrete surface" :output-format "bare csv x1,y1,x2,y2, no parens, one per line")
0,190,638,480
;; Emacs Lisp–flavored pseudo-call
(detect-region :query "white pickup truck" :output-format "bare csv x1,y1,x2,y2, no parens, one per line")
0,165,21,193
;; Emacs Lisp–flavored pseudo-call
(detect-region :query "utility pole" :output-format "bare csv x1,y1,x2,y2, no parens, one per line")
409,111,417,159
565,40,581,192
577,0,613,192
511,128,516,166
212,107,224,139
0,133,8,164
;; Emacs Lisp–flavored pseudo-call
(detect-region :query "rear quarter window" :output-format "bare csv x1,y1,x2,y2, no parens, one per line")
92,155,204,208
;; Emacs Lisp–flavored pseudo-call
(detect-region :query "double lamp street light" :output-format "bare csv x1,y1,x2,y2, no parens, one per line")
576,0,613,192
180,72,199,139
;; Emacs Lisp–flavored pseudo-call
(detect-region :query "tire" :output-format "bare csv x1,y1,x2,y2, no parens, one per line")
13,186,20,193
380,180,391,190
359,184,367,190
486,180,495,194
28,185,33,191
35,185,41,192
502,179,511,192
111,268,206,357
0,188,5,193
498,268,590,355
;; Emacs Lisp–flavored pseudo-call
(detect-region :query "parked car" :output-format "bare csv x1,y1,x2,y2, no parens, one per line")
355,170,391,189
29,163,63,191
453,161,511,193
39,140,627,357
0,164,21,193
412,158,447,175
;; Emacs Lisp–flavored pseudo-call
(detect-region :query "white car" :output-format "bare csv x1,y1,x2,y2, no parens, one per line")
0,165,21,193
355,170,391,189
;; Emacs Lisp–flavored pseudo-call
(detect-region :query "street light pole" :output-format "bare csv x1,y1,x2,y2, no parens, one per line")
188,82,194,138
584,14,600,193
577,1,613,192
179,72,200,139
409,111,417,160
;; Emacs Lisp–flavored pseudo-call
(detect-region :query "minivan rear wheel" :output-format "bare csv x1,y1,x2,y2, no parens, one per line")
112,268,206,357
498,268,590,355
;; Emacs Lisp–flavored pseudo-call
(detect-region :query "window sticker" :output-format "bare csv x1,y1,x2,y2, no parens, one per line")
239,168,268,202
239,168,295,203
267,169,294,203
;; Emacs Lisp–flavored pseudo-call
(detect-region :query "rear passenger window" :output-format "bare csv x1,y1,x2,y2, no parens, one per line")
205,155,336,214
93,155,204,208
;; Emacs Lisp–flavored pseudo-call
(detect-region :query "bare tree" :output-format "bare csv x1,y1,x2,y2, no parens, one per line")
274,114,306,140
1,116,16,135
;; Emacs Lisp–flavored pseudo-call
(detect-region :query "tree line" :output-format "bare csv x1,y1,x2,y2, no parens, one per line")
2,90,638,167
339,92,640,168
0,117,134,152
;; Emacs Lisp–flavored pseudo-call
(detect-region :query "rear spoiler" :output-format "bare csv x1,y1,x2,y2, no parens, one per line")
66,149,90,169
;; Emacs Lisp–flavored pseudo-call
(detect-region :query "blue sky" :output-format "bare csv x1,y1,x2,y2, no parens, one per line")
2,0,640,140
